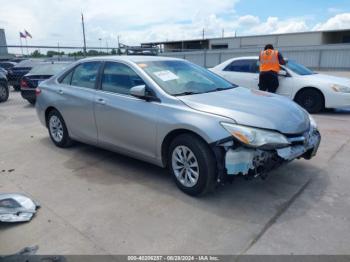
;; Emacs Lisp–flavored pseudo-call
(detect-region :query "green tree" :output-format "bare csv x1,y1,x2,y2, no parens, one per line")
31,50,43,57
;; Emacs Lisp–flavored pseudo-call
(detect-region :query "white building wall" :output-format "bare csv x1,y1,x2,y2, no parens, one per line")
277,32,323,47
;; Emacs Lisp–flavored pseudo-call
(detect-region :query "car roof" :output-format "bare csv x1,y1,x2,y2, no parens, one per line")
231,56,259,60
79,55,182,63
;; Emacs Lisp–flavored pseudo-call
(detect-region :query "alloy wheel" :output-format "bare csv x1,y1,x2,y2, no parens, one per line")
49,115,64,143
171,145,200,188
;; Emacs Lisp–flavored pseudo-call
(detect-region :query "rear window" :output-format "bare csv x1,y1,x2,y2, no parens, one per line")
14,59,43,68
224,59,259,73
29,63,70,75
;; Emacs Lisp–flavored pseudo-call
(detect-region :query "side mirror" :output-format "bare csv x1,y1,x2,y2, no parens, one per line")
130,85,160,102
130,85,147,98
278,70,288,77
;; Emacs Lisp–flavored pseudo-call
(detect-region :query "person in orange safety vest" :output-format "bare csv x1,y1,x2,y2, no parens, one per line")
259,44,286,93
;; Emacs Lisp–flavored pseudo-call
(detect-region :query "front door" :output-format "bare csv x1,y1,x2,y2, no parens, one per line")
94,61,158,160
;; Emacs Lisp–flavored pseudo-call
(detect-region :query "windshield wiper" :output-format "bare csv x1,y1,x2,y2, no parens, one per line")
173,91,200,96
204,86,235,93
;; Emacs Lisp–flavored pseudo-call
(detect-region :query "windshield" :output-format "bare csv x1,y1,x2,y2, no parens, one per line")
286,60,315,76
138,60,236,96
30,63,70,75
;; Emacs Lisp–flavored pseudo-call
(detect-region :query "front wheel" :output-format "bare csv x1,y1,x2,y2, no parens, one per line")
47,109,73,148
0,83,9,102
13,85,20,91
168,134,217,196
295,89,324,114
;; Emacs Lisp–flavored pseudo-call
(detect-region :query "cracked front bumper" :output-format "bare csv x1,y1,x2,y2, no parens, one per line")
224,128,321,176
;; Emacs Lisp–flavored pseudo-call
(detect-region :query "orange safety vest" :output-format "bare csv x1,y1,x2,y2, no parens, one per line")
259,49,280,73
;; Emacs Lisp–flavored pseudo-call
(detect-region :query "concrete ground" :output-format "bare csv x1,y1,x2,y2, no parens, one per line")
1,73,350,255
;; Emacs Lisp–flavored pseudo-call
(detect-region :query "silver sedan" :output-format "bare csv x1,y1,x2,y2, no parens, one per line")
35,56,321,196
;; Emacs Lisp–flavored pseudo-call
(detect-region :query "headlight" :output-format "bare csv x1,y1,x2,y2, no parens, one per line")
331,84,350,93
309,115,317,129
221,122,290,148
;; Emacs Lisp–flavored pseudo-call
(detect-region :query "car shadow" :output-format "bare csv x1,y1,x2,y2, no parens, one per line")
55,141,329,224
320,108,350,115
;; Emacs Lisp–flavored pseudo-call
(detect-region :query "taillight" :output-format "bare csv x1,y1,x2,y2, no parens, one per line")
20,79,29,88
35,87,41,96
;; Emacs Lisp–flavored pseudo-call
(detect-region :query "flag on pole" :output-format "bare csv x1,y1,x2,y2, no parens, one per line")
24,30,32,38
20,32,26,38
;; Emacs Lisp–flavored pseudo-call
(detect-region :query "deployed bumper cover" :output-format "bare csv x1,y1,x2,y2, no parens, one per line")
224,128,321,176
0,193,40,222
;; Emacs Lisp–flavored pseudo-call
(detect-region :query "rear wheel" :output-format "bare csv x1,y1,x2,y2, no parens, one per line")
295,88,324,114
47,109,73,148
168,134,217,196
0,83,9,102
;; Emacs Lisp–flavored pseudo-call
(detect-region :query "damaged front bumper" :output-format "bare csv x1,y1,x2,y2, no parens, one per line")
214,127,321,179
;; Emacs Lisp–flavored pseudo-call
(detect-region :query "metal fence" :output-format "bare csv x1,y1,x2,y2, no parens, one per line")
160,44,350,70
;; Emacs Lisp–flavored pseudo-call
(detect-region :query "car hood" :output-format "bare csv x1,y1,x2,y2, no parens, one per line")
178,87,310,135
303,73,350,86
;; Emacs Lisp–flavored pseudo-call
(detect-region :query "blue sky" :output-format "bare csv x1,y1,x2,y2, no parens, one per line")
0,0,350,49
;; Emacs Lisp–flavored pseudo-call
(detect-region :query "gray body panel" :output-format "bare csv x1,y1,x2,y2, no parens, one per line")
178,87,310,134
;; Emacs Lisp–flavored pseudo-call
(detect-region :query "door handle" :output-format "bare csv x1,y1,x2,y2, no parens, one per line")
57,89,64,95
96,98,106,105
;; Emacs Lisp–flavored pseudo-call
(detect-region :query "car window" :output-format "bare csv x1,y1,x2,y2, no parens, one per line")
30,63,70,75
61,70,73,85
71,62,101,89
224,59,258,73
101,62,145,95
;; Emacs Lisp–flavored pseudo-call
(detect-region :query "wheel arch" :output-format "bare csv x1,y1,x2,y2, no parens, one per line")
45,106,59,128
293,86,325,105
161,129,212,167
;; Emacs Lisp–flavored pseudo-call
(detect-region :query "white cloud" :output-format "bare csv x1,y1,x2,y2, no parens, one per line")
0,0,238,47
242,17,308,35
313,13,350,31
237,15,259,27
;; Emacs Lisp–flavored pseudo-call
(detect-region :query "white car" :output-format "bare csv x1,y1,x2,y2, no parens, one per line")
210,57,350,113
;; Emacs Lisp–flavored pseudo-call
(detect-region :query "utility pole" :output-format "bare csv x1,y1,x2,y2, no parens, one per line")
202,28,205,40
117,35,121,55
106,40,109,54
98,38,102,54
222,28,225,38
81,13,87,56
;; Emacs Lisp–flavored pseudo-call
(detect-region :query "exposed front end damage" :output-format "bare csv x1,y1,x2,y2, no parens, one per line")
213,127,321,181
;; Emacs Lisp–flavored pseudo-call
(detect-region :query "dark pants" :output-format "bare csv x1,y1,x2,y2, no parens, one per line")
259,71,279,93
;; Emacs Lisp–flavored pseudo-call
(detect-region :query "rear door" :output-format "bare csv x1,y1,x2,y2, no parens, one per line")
219,59,258,89
56,61,101,144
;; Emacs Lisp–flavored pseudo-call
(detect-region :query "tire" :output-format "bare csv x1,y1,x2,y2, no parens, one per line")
295,88,324,114
27,99,36,105
47,109,73,148
13,85,20,91
168,134,217,196
0,83,9,103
